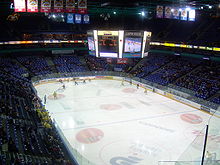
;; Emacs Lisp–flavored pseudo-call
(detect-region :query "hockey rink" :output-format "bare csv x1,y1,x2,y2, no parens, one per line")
34,79,216,165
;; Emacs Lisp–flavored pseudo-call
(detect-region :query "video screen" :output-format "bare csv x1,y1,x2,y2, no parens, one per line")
124,37,142,53
88,37,95,51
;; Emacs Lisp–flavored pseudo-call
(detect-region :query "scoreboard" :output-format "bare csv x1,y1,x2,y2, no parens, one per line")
87,30,152,58
98,31,119,58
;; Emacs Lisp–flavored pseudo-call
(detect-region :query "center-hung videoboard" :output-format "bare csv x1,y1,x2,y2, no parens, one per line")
87,30,152,58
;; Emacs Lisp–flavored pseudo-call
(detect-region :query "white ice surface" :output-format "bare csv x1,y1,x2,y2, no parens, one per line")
35,80,212,165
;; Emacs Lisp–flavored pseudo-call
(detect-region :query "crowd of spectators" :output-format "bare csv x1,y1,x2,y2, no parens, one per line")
16,56,52,76
53,55,88,73
175,61,220,99
0,69,73,164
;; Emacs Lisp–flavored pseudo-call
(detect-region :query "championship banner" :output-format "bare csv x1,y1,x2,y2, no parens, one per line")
78,0,87,14
156,6,163,18
75,14,82,24
14,0,26,12
54,0,64,13
83,14,90,24
41,0,51,13
67,13,74,24
172,8,179,19
66,0,75,13
27,0,38,12
180,9,187,21
164,6,172,19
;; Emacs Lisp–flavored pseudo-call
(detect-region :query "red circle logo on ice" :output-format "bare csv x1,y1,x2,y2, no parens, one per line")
100,104,122,111
48,94,65,100
122,88,137,93
76,128,104,144
180,114,203,124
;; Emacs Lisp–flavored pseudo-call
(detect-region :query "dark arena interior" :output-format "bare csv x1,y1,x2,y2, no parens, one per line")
0,0,220,165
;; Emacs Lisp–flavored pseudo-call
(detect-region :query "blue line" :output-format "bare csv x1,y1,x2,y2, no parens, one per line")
63,109,197,131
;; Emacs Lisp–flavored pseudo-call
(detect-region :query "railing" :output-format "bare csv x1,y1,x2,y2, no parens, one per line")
32,71,220,165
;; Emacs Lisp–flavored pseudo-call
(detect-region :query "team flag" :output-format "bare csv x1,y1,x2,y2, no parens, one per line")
41,0,51,13
83,14,90,24
67,13,74,24
78,0,87,14
27,0,38,12
180,9,187,21
54,0,64,13
156,6,163,18
66,0,76,13
164,6,172,19
75,14,82,24
14,0,26,12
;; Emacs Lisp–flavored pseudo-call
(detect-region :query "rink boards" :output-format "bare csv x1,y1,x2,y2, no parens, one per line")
32,75,218,117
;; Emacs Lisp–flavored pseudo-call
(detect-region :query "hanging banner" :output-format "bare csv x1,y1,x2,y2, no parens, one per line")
164,6,172,19
156,6,163,18
27,0,38,12
54,0,64,13
66,0,75,13
67,13,74,24
75,14,82,24
14,0,26,12
172,8,179,19
180,9,187,21
83,14,90,24
78,0,87,14
41,0,51,12
188,9,195,21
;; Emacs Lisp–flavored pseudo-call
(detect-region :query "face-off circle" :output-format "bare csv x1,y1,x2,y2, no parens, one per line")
76,128,104,144
180,114,203,124
100,104,122,111
48,94,65,100
122,88,137,93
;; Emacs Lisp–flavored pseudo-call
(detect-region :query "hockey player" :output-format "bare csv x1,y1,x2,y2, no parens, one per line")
144,88,148,94
121,80,125,86
53,91,57,99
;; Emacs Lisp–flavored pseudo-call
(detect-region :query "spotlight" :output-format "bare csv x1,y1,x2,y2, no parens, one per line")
200,6,204,9
208,5,212,9
171,8,174,12
179,9,182,12
113,11,116,15
141,11,145,16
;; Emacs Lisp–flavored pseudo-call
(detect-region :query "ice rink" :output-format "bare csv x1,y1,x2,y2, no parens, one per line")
35,79,213,165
